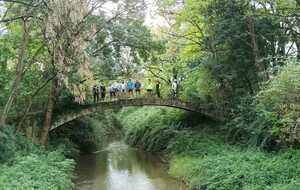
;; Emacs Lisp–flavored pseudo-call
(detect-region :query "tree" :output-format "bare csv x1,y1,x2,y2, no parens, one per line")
88,15,164,80
38,0,97,145
156,0,300,113
0,0,46,126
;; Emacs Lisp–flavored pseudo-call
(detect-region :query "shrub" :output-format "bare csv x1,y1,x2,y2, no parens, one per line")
0,126,19,163
119,104,300,190
180,68,217,104
0,151,75,190
0,126,75,190
50,113,119,154
121,107,183,153
0,126,43,163
256,60,300,146
169,139,300,190
225,97,274,149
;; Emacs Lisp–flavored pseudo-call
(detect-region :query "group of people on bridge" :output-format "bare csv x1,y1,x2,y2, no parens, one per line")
92,78,179,104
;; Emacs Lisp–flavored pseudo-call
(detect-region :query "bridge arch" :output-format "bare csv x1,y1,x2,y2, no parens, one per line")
50,98,217,131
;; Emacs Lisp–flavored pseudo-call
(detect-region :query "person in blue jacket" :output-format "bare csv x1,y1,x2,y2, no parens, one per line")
127,79,134,96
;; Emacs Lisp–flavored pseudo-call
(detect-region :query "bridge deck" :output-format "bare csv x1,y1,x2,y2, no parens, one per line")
50,98,218,131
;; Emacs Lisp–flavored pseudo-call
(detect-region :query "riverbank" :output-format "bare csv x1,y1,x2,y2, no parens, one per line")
2,106,299,190
0,126,75,190
0,113,118,190
119,107,300,190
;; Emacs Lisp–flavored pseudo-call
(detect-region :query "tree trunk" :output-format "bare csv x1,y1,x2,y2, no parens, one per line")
17,74,55,131
297,43,300,61
0,20,29,126
39,79,57,145
296,0,300,60
247,16,268,81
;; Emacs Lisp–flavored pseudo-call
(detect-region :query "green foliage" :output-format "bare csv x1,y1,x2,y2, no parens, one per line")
51,112,122,153
158,0,300,114
257,61,300,121
120,107,300,190
0,127,75,190
120,107,183,153
167,129,228,156
89,17,165,79
1,0,300,188
170,149,300,190
255,61,300,146
0,152,74,190
225,97,273,148
0,126,19,163
0,126,42,163
227,61,300,148
180,66,218,104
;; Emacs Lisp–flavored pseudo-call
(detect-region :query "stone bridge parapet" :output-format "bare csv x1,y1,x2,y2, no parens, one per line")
50,98,219,131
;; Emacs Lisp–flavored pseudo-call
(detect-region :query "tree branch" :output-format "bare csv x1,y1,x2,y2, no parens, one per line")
16,74,56,130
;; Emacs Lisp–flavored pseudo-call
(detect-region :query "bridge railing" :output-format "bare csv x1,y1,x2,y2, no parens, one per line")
55,95,220,120
50,97,224,131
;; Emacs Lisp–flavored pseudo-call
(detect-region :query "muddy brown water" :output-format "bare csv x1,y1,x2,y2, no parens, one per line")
74,141,187,190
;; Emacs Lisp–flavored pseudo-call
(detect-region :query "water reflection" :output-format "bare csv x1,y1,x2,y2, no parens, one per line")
75,141,186,190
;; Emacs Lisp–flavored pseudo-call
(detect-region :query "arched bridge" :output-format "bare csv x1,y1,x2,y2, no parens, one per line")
50,98,221,131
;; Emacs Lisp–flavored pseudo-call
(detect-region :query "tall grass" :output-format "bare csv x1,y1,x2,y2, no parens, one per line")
119,107,183,153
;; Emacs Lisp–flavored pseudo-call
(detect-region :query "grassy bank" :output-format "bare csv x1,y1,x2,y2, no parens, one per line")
0,111,120,190
0,126,75,190
119,107,300,190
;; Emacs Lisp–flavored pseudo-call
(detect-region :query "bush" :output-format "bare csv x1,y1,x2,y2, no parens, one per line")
168,130,300,190
0,126,75,190
226,61,300,149
119,106,300,190
180,68,217,104
50,112,119,154
256,60,300,146
0,126,42,163
225,97,274,149
0,151,75,190
0,126,19,163
120,107,183,153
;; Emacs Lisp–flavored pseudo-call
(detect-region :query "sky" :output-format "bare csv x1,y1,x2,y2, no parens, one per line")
144,0,168,29
100,0,168,31
0,0,168,34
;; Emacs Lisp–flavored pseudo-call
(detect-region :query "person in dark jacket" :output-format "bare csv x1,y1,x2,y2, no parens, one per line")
156,80,161,98
92,85,99,103
135,80,142,96
100,83,106,100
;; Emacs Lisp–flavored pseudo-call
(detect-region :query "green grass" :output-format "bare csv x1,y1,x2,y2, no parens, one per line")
0,126,75,190
119,107,184,153
169,135,300,190
0,152,74,190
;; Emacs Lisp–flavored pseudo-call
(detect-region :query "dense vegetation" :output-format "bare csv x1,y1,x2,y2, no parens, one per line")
0,113,117,189
0,0,300,189
0,126,74,189
120,107,300,189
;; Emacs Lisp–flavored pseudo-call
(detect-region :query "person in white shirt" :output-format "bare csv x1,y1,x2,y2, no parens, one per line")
113,81,119,96
121,80,127,96
171,79,178,97
109,82,115,99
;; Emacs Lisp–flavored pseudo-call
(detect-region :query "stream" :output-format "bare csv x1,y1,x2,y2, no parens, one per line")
74,141,186,190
